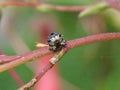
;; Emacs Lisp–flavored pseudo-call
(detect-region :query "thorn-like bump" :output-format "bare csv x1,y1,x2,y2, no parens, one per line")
36,43,48,48
50,57,58,64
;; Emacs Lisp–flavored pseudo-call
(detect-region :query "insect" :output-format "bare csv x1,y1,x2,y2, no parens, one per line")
47,32,66,52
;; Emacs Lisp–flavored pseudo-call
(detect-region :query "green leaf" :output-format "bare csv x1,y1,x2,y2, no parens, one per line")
79,3,108,18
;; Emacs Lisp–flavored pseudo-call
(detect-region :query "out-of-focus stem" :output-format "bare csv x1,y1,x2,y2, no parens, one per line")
0,1,86,12
49,5,86,12
1,1,120,12
8,69,24,87
0,2,38,7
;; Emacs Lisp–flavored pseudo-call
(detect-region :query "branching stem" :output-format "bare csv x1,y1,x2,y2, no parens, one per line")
18,50,65,90
0,32,120,73
17,32,120,89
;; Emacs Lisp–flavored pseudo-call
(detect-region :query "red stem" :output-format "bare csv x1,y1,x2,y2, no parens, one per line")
0,47,52,72
0,2,38,7
0,32,120,72
8,69,24,87
0,52,24,86
35,62,53,81
0,1,86,12
34,23,60,90
0,1,120,12
18,62,54,90
67,32,120,50
0,55,21,64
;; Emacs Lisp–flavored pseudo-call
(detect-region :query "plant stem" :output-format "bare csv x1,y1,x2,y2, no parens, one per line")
67,32,120,50
0,55,21,64
0,47,52,72
0,1,86,12
0,32,120,72
8,69,24,87
0,2,38,7
18,50,65,90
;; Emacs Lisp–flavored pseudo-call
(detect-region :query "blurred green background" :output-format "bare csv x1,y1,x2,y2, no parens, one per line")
0,0,120,90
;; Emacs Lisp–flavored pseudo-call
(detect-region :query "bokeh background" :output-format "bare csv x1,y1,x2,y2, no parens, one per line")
0,0,120,90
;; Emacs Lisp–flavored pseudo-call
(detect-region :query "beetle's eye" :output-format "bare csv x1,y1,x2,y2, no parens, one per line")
59,34,61,37
50,33,54,35
48,40,51,42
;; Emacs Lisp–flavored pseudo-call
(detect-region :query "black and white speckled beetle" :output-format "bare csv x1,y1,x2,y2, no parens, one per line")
47,32,66,52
